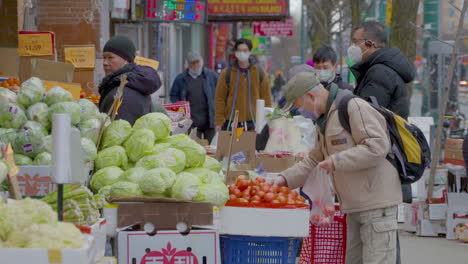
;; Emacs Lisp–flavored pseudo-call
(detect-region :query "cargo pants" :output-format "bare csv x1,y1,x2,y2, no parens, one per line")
346,206,398,264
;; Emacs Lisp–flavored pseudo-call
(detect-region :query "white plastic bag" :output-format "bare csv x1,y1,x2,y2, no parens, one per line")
265,117,302,153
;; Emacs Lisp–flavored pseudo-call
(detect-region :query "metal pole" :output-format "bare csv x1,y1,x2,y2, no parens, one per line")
300,0,305,63
57,184,63,221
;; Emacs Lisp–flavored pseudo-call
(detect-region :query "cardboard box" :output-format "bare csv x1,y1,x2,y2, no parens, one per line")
255,154,297,173
428,203,447,220
215,131,256,166
16,166,55,197
0,48,19,78
117,229,220,264
403,202,419,232
218,206,310,237
444,138,465,166
77,219,107,262
445,138,464,150
423,167,448,185
31,59,75,83
73,69,95,94
417,181,446,201
110,197,213,230
417,219,446,237
446,192,468,240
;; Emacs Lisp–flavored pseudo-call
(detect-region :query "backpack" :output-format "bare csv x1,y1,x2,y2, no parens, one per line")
337,94,431,184
225,65,264,86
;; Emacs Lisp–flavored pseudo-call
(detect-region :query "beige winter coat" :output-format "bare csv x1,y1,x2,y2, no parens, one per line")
281,92,402,214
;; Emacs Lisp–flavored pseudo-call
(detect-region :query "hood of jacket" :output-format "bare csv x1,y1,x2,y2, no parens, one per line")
351,47,415,84
230,56,259,72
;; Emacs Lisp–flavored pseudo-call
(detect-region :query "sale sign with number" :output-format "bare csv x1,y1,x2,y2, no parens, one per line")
64,45,96,68
18,31,55,57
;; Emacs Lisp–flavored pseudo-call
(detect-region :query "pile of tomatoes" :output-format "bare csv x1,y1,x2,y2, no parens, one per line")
227,175,307,205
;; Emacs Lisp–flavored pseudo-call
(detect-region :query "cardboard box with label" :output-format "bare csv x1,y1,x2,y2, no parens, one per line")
417,219,447,237
446,192,468,240
444,138,465,166
118,229,220,264
17,166,55,197
403,201,420,232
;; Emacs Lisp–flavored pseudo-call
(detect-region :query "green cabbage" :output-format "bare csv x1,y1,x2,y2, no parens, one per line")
33,152,52,165
133,113,171,140
0,87,17,104
14,154,33,165
44,86,73,106
139,168,176,194
79,118,101,144
185,168,223,184
26,103,50,131
76,99,99,121
0,159,7,184
0,198,58,241
90,166,124,192
203,156,222,173
100,120,132,149
44,135,52,152
109,181,143,198
119,167,146,183
81,138,97,162
98,185,112,198
0,128,16,144
49,102,81,125
0,103,27,129
20,121,48,136
148,143,171,156
194,183,229,206
123,129,155,162
135,148,186,173
17,77,45,108
95,146,128,170
13,129,46,158
171,172,201,201
160,134,207,168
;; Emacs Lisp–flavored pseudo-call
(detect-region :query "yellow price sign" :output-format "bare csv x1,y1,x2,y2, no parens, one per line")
18,32,54,57
64,45,96,68
134,56,159,71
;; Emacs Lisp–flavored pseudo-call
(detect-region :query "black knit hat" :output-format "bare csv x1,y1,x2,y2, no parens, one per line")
103,35,136,63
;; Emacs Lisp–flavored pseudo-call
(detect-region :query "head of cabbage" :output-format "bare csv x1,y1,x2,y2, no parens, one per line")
139,168,176,194
79,118,101,144
171,172,202,201
95,146,128,170
148,143,171,156
133,113,171,140
90,166,124,192
49,102,81,125
76,99,99,122
185,168,224,184
27,103,50,131
81,138,97,162
14,154,33,166
45,86,73,106
20,121,48,136
109,181,143,198
119,167,146,184
194,183,229,206
0,103,27,129
123,129,155,163
0,87,17,104
0,128,17,145
17,77,45,108
33,152,52,165
0,159,7,184
160,134,207,168
203,156,223,173
100,119,132,149
135,148,186,173
13,128,47,158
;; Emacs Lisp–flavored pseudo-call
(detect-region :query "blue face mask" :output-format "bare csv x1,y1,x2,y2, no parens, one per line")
299,107,319,121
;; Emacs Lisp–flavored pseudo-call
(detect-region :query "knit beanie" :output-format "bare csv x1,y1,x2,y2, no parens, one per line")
103,35,136,63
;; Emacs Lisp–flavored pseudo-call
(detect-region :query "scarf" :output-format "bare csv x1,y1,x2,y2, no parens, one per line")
316,83,339,134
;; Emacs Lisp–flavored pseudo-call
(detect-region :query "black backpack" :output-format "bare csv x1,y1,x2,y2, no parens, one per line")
338,94,431,184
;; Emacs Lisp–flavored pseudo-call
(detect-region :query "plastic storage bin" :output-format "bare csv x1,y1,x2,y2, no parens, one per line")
220,235,301,264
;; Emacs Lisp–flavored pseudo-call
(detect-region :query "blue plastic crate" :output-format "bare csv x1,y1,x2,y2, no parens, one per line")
220,235,301,264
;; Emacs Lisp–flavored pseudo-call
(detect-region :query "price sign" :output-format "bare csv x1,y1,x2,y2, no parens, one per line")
134,56,159,71
64,45,96,68
18,31,55,56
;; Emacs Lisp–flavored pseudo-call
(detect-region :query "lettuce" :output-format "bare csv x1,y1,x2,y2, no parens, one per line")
49,102,81,125
81,138,97,162
90,166,124,192
135,148,186,173
13,128,46,158
33,152,52,165
185,168,224,184
17,77,45,108
133,113,171,140
203,156,222,173
123,129,155,162
139,168,176,194
119,167,146,184
14,154,33,166
194,183,229,206
45,86,73,106
95,146,128,170
100,120,132,149
76,99,99,122
109,181,143,198
79,118,101,144
0,87,17,104
160,134,206,168
171,172,201,201
27,103,50,131
0,103,27,129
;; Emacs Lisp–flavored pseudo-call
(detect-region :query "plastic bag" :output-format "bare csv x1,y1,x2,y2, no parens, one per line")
265,117,303,154
301,167,335,227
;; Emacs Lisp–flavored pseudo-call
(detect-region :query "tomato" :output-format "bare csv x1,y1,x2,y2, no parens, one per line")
257,176,266,183
295,199,305,204
279,186,290,194
250,188,258,196
277,195,287,204
233,189,241,197
251,179,259,186
252,185,261,192
251,195,261,202
237,179,249,191
323,205,336,217
257,191,265,198
228,184,236,193
251,200,261,204
264,192,275,202
289,190,298,198
287,199,296,204
229,194,237,200
271,200,280,204
310,214,321,224
237,175,248,181
237,198,249,203
319,217,331,227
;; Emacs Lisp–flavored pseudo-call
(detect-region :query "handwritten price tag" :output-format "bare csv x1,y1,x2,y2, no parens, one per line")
18,32,54,56
64,45,96,68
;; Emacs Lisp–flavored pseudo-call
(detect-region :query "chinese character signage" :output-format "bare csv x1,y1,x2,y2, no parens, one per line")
253,18,294,37
208,0,289,21
146,0,207,23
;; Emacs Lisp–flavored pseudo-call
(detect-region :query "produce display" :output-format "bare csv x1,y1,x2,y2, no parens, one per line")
0,198,84,249
41,185,105,226
227,175,307,206
90,114,228,206
0,78,20,93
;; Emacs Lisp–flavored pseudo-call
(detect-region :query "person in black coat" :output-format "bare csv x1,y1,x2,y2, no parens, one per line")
99,35,161,125
313,45,353,91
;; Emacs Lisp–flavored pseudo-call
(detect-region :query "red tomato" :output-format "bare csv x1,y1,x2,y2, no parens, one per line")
237,179,249,191
270,186,278,193
257,191,265,198
251,195,261,202
251,179,259,186
251,200,261,204
252,185,261,192
228,184,236,193
279,186,290,194
237,198,249,203
264,192,275,202
229,194,237,200
287,199,296,204
233,189,241,197
250,189,258,196
323,205,336,217
289,190,298,198
295,199,305,204
310,214,321,224
237,175,248,181
257,176,266,183
277,195,287,204
271,200,280,204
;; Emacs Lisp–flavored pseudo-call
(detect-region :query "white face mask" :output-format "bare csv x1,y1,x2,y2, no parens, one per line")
235,51,251,62
317,69,335,83
188,61,203,77
348,44,363,63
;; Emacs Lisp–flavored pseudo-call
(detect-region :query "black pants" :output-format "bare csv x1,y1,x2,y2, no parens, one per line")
222,121,255,131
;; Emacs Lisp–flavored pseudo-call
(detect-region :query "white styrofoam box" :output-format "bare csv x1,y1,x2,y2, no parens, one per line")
416,219,446,237
428,204,447,220
397,204,405,223
17,166,54,197
118,229,220,264
0,236,95,264
423,168,448,185
417,182,446,201
446,192,468,240
218,206,309,237
77,219,107,261
103,205,118,237
403,202,418,232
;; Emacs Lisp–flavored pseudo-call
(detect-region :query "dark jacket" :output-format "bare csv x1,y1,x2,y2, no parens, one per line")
350,47,415,119
99,63,161,125
464,134,468,177
170,68,219,128
333,74,354,91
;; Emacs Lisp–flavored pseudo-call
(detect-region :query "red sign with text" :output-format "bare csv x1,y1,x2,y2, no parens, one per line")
208,0,288,18
253,18,294,37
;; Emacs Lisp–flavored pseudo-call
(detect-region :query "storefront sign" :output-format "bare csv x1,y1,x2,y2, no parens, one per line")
134,56,160,71
208,0,289,21
64,45,96,69
241,29,267,55
18,31,55,57
146,0,207,23
253,18,293,37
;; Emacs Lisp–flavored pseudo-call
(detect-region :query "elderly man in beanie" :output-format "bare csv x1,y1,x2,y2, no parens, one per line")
99,35,161,125
170,51,219,142
274,72,402,264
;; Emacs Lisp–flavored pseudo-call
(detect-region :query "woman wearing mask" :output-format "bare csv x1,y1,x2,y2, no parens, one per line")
99,35,161,125
214,38,272,132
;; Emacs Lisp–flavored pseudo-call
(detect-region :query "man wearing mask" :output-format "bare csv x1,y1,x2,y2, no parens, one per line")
275,71,402,264
170,51,219,142
313,45,353,91
215,38,272,132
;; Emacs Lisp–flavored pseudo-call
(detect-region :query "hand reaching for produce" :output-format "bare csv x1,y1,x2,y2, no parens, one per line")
318,158,334,172
273,175,287,187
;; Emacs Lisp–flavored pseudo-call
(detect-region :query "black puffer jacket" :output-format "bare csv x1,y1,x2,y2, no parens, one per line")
99,63,161,125
350,47,415,119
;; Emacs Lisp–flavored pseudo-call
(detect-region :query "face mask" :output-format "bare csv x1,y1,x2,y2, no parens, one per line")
189,67,202,77
298,96,319,121
347,44,363,63
236,52,251,62
317,70,335,83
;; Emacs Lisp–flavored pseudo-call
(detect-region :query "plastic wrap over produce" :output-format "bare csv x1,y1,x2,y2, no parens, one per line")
265,116,315,155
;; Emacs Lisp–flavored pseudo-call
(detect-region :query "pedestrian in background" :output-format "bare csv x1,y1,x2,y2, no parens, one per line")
272,70,286,103
313,45,353,91
170,51,219,143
